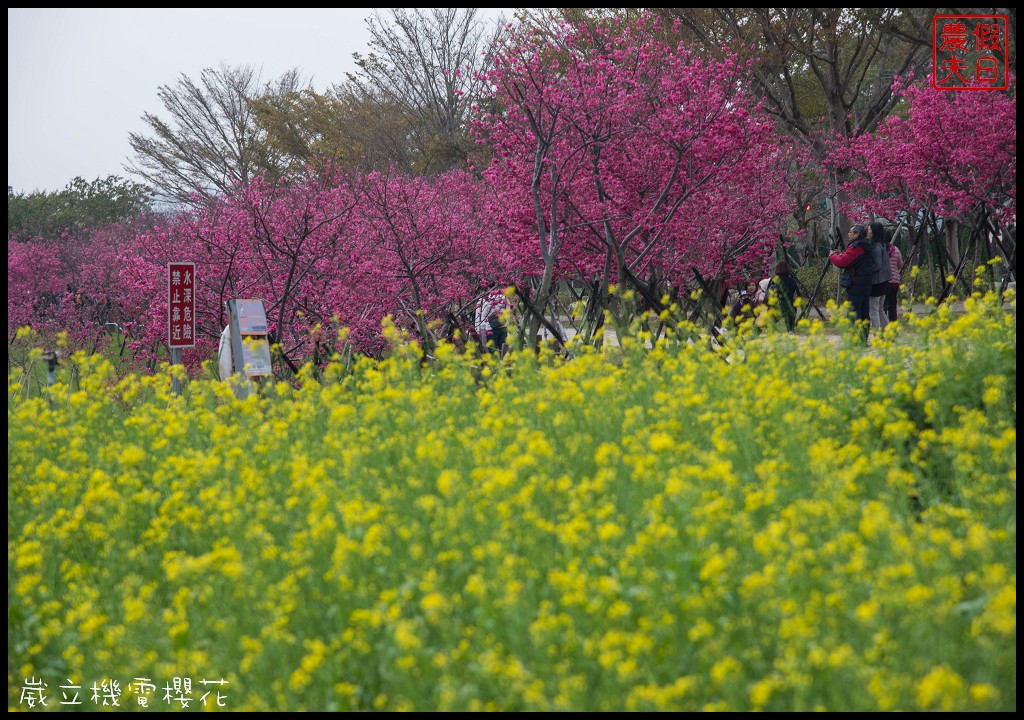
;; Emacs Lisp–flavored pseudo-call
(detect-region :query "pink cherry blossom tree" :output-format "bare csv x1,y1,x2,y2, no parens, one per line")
14,14,817,370
7,240,64,338
109,166,500,371
350,168,495,353
838,76,1016,224
476,12,789,343
8,221,153,361
167,172,363,372
81,171,362,374
831,76,1016,293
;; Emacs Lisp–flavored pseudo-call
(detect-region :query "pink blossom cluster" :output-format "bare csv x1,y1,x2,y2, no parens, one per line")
831,75,1016,227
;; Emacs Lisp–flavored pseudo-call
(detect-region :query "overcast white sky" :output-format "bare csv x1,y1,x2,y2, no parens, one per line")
8,8,512,195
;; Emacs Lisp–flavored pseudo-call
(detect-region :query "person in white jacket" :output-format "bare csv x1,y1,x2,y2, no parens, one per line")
218,325,233,381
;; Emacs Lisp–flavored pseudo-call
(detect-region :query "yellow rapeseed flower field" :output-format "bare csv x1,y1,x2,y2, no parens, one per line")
8,289,1015,711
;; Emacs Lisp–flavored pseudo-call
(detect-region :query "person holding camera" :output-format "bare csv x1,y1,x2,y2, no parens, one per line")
829,224,874,343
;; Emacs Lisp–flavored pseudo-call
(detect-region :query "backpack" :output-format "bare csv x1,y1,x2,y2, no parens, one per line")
871,241,891,285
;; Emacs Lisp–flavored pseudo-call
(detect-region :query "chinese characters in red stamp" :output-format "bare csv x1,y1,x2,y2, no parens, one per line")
933,15,1009,90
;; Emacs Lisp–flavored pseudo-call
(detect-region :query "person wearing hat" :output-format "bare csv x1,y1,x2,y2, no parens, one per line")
829,224,874,342
728,279,761,325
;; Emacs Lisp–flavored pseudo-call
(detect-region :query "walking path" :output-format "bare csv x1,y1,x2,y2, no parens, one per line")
542,298,1003,349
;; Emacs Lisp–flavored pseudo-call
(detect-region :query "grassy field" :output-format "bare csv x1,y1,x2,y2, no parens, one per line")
8,289,1016,711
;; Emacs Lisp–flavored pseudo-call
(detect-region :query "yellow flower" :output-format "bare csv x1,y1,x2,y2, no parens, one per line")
123,596,146,624
421,592,445,613
394,620,421,651
750,677,775,708
969,683,999,704
437,469,457,497
973,583,1016,636
648,432,674,452
855,599,879,623
904,584,934,605
710,656,741,685
687,618,715,642
916,665,965,711
597,522,624,542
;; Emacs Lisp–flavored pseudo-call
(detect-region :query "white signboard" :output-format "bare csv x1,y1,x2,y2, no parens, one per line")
240,337,273,377
236,299,268,334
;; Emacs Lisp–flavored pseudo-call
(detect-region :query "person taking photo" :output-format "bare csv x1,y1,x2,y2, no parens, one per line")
829,224,874,343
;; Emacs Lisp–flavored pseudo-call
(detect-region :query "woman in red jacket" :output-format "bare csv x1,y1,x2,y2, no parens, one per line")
829,224,874,343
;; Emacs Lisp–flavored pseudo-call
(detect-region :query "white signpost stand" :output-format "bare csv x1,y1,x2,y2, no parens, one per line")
225,299,273,397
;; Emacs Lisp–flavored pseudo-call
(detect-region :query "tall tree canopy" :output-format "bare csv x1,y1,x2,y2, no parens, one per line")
247,9,507,179
347,8,505,174
515,8,940,239
247,82,414,177
836,77,1017,224
652,7,939,234
832,76,1017,285
126,64,307,207
12,10,1014,369
655,8,936,152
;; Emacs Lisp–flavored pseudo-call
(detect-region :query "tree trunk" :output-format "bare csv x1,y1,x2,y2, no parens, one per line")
945,222,961,268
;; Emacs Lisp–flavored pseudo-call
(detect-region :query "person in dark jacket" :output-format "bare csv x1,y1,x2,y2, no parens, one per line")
829,224,873,343
867,221,891,330
769,259,800,332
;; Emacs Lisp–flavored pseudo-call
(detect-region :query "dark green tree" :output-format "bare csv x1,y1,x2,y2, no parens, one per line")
8,175,153,243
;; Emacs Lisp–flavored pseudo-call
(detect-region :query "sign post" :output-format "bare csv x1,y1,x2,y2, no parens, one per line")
225,299,273,398
168,262,196,395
